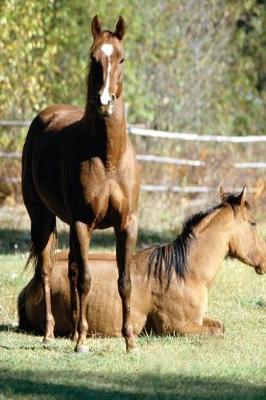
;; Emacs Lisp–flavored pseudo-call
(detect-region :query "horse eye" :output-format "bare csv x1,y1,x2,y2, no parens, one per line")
119,58,124,64
250,221,256,227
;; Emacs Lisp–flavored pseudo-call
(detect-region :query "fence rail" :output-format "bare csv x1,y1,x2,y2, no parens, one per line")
0,120,31,127
1,151,266,170
128,126,266,143
1,119,266,143
1,120,265,194
0,151,22,159
0,177,258,195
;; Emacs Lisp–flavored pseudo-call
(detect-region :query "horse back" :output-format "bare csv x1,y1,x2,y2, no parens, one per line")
38,104,84,132
55,250,117,263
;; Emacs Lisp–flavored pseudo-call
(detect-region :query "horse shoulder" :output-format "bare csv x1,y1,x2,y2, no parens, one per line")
115,142,141,201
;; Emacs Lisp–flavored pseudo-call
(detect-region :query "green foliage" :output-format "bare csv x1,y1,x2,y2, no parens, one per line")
0,0,265,134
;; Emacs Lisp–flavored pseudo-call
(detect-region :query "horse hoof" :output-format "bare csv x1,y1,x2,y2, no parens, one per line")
42,338,54,348
74,345,88,354
212,327,225,337
71,333,78,342
127,346,140,356
126,340,138,353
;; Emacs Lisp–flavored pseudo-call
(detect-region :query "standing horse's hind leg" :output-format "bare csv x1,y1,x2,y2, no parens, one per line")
115,215,138,352
31,214,57,344
68,235,79,341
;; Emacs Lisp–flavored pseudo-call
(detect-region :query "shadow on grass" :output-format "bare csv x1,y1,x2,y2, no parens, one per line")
0,368,264,400
0,324,18,333
0,228,174,254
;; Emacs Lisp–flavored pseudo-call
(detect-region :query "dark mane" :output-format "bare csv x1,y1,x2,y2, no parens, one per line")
147,190,244,290
146,191,245,291
221,191,249,213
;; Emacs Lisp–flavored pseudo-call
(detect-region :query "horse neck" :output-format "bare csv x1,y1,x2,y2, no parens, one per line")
188,207,233,286
83,82,127,167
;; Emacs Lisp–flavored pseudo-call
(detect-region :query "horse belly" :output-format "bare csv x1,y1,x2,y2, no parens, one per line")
32,160,70,223
26,107,83,223
32,139,76,223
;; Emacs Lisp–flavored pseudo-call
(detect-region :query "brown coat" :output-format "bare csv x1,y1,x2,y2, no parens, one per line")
21,16,140,352
18,188,266,337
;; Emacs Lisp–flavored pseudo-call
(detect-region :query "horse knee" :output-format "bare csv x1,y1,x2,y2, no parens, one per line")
125,214,138,240
118,275,132,298
68,261,78,280
77,264,91,293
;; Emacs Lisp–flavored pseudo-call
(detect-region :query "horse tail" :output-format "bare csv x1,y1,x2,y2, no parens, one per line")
24,244,38,271
24,226,57,274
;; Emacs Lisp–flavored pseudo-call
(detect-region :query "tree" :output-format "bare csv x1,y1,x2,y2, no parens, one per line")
0,0,265,135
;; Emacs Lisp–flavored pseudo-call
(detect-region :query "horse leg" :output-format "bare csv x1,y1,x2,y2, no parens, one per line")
31,214,56,344
203,316,224,332
71,221,92,353
68,236,79,341
115,214,138,352
179,321,224,336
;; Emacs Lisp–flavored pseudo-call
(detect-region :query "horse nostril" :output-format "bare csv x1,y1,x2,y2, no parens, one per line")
110,94,116,104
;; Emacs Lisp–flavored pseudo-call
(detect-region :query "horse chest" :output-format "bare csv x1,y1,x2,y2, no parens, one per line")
80,158,128,221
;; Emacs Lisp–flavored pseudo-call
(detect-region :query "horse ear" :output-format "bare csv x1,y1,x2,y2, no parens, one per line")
219,186,225,200
238,186,247,207
91,15,102,39
115,16,126,40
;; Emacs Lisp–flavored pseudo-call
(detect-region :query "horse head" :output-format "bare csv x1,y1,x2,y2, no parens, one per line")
222,186,266,275
89,15,125,115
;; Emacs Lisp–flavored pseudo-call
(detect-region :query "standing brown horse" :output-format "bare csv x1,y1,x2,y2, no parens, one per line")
22,16,140,353
18,188,266,337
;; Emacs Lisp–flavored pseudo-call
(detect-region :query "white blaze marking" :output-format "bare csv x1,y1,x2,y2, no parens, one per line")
100,44,113,106
101,44,113,57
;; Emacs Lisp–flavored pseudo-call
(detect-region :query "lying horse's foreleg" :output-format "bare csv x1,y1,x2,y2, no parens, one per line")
179,320,224,336
115,214,138,352
68,242,79,341
203,316,224,332
71,221,92,353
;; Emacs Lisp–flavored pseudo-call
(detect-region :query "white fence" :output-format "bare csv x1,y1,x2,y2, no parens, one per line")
128,125,266,143
0,120,265,193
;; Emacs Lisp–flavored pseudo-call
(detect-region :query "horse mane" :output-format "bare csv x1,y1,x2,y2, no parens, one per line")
147,191,241,290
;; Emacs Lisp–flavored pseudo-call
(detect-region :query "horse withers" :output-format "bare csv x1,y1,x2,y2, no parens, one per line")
22,16,140,352
18,187,266,337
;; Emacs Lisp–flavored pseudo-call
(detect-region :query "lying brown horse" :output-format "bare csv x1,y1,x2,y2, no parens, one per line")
18,188,266,337
21,16,140,352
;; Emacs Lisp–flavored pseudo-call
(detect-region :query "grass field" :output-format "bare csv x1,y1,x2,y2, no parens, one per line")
0,239,265,400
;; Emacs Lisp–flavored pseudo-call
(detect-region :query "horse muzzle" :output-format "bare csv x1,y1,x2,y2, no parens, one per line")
97,93,116,115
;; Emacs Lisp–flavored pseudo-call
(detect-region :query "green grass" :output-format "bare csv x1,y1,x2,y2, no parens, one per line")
0,252,266,399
